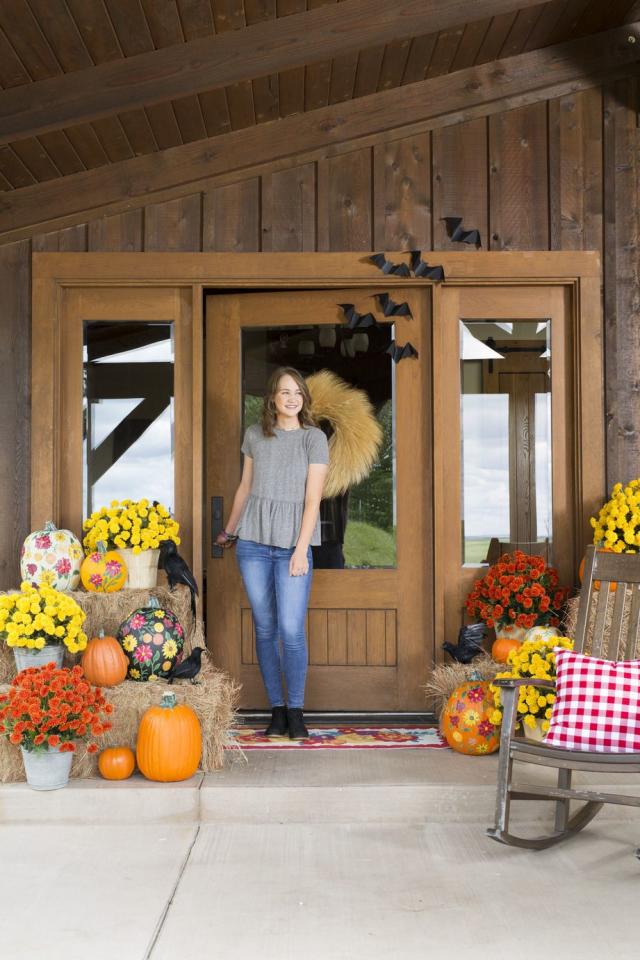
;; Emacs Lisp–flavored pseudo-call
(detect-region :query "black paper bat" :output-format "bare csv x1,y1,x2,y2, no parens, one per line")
377,293,412,318
409,250,446,281
442,217,481,248
338,303,378,330
368,253,411,278
386,340,418,363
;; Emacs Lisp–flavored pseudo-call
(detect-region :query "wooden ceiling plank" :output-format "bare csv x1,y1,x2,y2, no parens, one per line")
578,0,639,31
178,0,232,135
475,10,520,63
522,1,566,52
176,0,217,38
304,0,337,113
145,102,185,148
3,20,638,238
64,124,111,170
0,168,12,190
212,0,256,129
245,0,280,123
26,0,95,71
498,5,547,58
140,0,209,142
0,0,62,81
0,26,36,88
0,0,551,143
402,35,438,84
91,116,135,162
353,46,386,96
329,52,359,103
0,145,36,188
377,38,413,91
546,0,593,44
64,0,123,62
38,130,86,175
118,109,159,155
276,0,306,116
11,137,61,181
449,19,492,72
425,28,465,78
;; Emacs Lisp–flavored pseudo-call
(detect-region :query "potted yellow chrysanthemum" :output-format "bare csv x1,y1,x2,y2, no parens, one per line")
0,581,88,672
490,635,574,739
82,499,180,589
590,480,640,553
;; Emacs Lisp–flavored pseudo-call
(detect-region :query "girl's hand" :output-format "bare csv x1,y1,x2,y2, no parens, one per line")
289,548,309,577
216,530,237,549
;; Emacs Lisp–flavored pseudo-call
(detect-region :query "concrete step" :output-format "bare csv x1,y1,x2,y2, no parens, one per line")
2,749,639,826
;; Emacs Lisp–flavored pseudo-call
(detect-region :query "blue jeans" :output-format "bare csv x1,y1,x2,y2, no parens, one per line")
236,539,313,709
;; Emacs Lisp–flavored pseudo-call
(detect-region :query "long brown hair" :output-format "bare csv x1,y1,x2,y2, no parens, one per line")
261,366,316,437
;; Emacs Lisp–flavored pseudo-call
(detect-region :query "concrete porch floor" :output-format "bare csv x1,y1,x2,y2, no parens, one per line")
1,749,639,959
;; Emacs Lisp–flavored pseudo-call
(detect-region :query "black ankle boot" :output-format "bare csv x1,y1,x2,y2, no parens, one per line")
264,706,288,738
287,708,309,740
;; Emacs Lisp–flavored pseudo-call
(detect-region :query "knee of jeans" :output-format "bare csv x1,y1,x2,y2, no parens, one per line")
279,620,306,649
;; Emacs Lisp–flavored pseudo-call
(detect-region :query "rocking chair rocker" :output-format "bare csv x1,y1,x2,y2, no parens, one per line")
487,544,640,857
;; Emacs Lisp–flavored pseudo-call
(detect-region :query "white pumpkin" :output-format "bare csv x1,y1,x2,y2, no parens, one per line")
20,521,83,591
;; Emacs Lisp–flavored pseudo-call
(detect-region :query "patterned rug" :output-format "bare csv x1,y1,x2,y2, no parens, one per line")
226,725,447,749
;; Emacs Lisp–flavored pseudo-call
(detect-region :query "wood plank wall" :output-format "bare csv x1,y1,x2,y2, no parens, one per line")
1,80,638,588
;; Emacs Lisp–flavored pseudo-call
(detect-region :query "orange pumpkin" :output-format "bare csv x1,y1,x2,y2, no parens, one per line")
441,679,500,755
81,630,128,686
578,548,617,593
98,746,135,780
491,637,522,663
136,692,202,782
80,542,127,593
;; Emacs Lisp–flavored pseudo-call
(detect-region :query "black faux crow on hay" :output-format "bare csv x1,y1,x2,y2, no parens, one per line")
442,623,487,664
166,646,204,684
159,540,199,616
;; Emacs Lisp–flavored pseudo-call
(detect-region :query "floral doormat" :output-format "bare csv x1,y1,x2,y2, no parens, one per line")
226,725,448,749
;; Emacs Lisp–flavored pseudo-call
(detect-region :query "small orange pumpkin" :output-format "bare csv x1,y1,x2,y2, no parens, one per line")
578,548,617,593
136,692,202,782
491,637,522,663
81,630,128,686
440,678,500,755
98,746,135,780
80,542,127,593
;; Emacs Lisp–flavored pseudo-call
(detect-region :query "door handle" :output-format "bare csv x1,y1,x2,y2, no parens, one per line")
211,496,224,558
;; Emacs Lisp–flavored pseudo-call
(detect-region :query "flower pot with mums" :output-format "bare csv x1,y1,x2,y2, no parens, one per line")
82,499,180,589
0,581,88,672
0,663,114,789
489,635,574,736
465,551,569,663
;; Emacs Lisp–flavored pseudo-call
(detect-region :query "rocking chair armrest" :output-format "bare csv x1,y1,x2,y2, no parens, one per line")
492,678,556,691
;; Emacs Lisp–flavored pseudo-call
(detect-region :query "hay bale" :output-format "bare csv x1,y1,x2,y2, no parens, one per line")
425,654,503,723
563,593,639,658
0,651,240,783
0,585,200,685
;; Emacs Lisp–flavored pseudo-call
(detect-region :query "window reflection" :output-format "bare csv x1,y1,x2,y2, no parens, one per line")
460,320,551,565
83,322,174,515
242,324,396,569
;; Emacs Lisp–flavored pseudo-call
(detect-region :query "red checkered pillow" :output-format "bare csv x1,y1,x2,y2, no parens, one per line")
544,649,640,753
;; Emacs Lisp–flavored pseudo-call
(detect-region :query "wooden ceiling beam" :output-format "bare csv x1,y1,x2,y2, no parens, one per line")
1,22,638,242
0,0,552,145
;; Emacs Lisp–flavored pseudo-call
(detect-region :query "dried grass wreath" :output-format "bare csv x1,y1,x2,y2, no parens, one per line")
306,370,383,499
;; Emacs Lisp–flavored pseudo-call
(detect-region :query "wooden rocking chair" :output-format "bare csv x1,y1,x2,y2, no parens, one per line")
487,544,640,857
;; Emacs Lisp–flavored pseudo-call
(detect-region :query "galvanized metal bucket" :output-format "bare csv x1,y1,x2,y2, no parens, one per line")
20,745,73,790
13,644,65,673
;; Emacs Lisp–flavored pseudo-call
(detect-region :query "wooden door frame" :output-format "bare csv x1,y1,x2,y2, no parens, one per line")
32,251,603,661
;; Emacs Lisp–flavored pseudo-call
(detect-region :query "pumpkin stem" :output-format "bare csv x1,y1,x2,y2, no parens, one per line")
147,596,161,609
97,540,107,555
98,629,104,639
469,669,482,682
44,520,57,532
160,692,176,710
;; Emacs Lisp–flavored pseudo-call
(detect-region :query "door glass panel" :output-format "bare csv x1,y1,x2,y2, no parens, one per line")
460,319,551,565
241,324,396,568
83,322,175,516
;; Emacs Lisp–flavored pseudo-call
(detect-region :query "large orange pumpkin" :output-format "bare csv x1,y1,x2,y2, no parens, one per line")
136,692,202,782
578,548,617,593
80,543,127,593
98,746,135,780
81,630,128,686
440,679,500,755
491,637,522,663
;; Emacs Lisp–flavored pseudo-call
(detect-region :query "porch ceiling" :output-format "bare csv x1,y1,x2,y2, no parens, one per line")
0,0,639,238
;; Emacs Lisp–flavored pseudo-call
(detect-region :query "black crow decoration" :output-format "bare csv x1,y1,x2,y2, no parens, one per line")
166,646,205,684
442,217,481,248
159,540,199,616
442,623,487,664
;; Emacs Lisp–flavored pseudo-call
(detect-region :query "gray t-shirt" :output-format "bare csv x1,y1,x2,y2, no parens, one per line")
236,423,329,548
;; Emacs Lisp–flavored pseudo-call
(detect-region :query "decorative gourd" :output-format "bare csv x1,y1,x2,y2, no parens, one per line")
578,548,617,593
491,637,523,664
81,630,128,686
98,746,135,781
136,692,202,782
440,678,500,755
117,596,184,682
80,542,127,593
20,521,83,591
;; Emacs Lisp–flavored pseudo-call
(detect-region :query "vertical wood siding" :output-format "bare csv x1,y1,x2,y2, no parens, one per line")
2,84,638,587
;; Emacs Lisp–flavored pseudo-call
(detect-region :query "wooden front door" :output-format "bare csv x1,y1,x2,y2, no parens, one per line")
205,288,432,710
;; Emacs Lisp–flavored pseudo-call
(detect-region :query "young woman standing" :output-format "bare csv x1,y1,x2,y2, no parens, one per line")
216,367,329,739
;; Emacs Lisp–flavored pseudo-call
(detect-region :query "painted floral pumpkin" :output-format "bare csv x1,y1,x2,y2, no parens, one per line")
20,521,83,591
440,679,500,756
80,543,127,593
116,596,184,682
